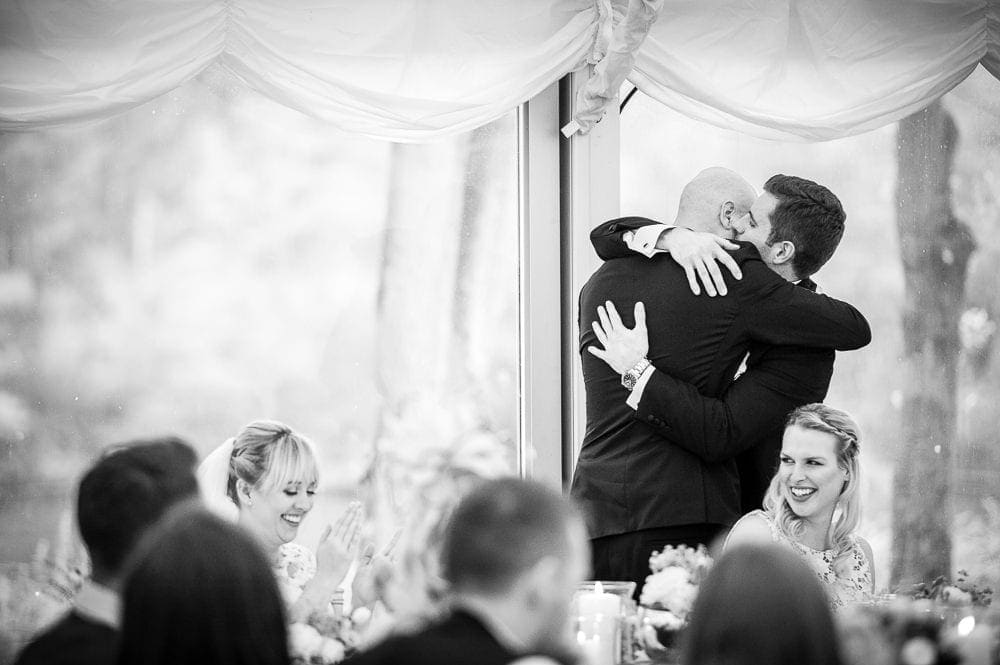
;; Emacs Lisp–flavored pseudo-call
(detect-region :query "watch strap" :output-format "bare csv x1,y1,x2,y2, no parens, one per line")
621,357,651,391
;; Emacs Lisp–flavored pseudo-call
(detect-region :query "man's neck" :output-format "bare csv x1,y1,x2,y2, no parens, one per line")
770,262,800,283
672,213,719,236
451,591,530,653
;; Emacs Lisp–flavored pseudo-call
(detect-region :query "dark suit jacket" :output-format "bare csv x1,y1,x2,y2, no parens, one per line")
14,611,118,665
633,294,834,512
590,219,837,512
573,216,870,538
344,609,550,665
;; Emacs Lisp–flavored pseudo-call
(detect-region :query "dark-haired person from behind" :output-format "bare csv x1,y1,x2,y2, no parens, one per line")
116,503,290,665
681,543,842,665
15,437,199,665
344,477,591,665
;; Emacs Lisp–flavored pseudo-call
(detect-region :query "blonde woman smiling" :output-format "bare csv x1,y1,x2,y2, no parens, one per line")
198,420,361,622
725,403,873,609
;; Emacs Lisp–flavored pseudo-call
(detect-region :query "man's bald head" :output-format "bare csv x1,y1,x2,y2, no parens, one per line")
676,167,756,236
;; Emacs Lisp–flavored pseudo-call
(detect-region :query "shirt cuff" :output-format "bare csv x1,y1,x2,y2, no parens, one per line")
626,365,656,410
625,224,673,258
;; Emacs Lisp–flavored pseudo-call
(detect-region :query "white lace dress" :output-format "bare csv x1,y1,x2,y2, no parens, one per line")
728,509,874,610
273,542,317,606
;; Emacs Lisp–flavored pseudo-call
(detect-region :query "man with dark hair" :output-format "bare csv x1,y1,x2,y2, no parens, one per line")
345,477,590,665
15,437,199,665
575,169,869,597
740,174,846,281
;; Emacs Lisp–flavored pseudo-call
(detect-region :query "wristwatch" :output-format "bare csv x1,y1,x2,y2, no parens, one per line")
621,357,651,391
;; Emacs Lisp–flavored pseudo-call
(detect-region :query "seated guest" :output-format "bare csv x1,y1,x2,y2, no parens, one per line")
15,437,199,665
681,543,842,665
197,420,362,622
117,503,290,665
344,477,590,665
725,403,874,609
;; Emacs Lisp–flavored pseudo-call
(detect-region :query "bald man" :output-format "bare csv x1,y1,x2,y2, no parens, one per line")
571,168,870,596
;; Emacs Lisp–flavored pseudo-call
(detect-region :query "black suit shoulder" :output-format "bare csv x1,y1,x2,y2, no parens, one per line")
15,612,118,665
344,611,517,665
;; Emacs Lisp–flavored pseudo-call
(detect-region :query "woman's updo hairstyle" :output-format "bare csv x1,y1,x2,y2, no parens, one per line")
226,420,319,506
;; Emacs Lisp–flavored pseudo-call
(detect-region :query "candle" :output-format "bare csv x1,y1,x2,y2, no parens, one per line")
577,581,621,617
958,623,992,665
574,582,623,665
576,631,611,665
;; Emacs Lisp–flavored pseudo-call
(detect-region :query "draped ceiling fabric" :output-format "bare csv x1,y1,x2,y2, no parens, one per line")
0,0,998,142
630,0,1000,141
563,0,663,137
0,0,600,140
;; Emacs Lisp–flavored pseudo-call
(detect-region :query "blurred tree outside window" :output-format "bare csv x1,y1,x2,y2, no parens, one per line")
619,67,1000,592
0,65,520,564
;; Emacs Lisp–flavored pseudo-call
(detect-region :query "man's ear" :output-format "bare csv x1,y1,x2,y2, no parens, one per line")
723,204,747,236
719,201,736,229
770,239,796,266
522,555,562,610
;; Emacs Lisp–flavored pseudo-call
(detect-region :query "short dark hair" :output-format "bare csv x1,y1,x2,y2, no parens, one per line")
763,174,846,278
118,504,288,665
77,436,199,575
681,544,842,665
441,477,581,594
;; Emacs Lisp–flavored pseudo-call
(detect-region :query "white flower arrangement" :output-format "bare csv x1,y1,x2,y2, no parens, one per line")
288,618,349,665
638,544,712,626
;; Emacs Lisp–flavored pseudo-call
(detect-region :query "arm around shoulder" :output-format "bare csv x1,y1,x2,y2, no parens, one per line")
738,260,872,351
589,217,663,261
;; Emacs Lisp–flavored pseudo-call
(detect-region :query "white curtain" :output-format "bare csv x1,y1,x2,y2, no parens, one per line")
1,0,999,141
563,0,663,137
0,0,599,140
630,0,1000,141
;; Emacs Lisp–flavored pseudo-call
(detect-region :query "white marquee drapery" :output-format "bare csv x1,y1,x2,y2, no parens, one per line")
0,0,600,140
631,0,1000,141
0,0,998,141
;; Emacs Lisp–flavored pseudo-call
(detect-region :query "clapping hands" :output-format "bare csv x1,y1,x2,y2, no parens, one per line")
352,529,401,610
314,501,363,586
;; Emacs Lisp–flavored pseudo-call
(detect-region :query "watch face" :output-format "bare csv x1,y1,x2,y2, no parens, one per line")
622,373,636,390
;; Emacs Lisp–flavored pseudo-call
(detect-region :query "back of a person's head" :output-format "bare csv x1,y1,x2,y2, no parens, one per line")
77,436,199,578
676,167,756,233
763,174,846,278
441,477,581,595
682,544,842,665
118,503,289,665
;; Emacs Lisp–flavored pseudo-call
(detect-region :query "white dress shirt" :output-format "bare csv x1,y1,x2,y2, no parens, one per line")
73,579,120,628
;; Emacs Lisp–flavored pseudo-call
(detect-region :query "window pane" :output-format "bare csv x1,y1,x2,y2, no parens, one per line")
0,65,519,565
620,67,1000,590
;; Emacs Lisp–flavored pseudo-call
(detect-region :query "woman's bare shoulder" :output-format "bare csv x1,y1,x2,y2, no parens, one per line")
724,511,775,550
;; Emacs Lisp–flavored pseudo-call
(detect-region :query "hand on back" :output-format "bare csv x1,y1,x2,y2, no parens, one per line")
588,301,649,375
